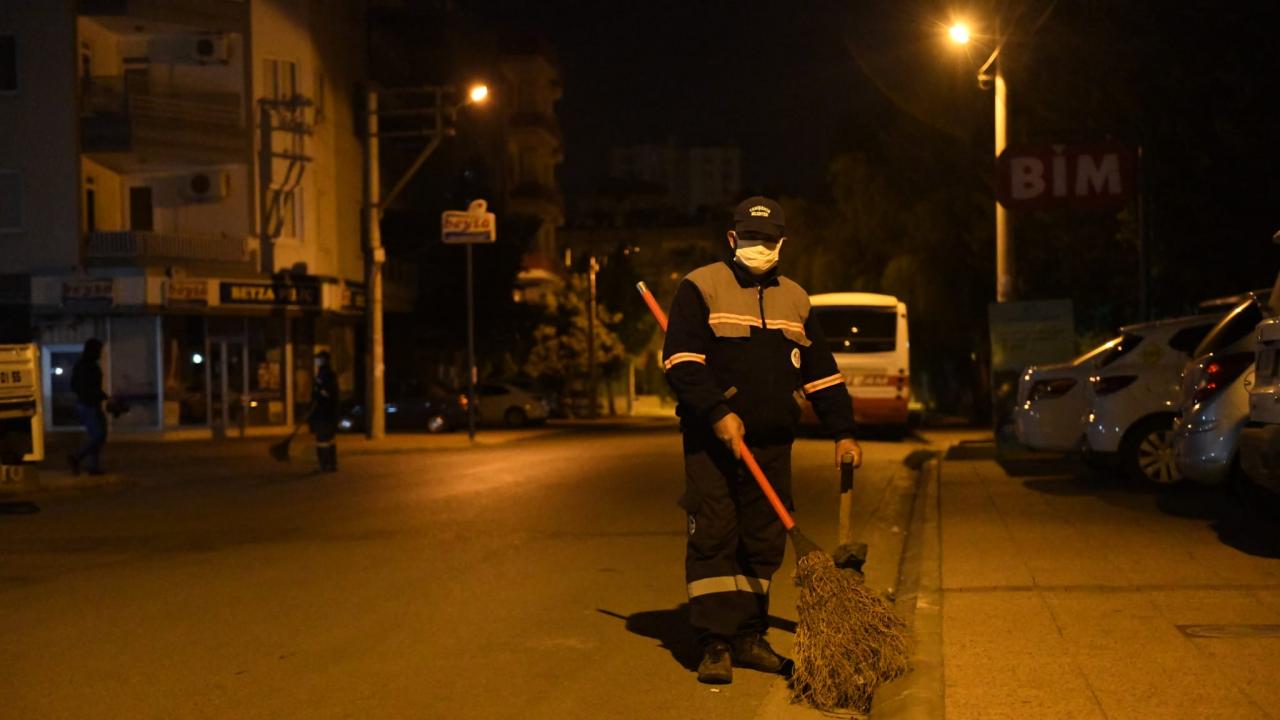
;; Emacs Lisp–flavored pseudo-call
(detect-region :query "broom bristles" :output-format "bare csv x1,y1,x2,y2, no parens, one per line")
790,551,910,712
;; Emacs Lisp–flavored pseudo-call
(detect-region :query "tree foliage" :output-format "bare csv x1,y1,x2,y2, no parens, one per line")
524,275,626,384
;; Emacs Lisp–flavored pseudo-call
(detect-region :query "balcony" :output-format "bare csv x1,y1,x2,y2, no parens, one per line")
508,111,562,146
81,77,245,168
87,231,255,271
509,181,564,222
79,0,246,32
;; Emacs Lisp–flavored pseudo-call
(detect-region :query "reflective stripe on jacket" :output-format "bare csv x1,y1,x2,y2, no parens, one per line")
662,260,855,444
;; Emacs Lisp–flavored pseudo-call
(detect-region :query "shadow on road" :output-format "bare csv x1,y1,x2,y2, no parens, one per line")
597,606,797,672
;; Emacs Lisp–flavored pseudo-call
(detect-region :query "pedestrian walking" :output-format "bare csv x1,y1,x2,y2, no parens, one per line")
310,351,339,472
662,196,862,685
67,338,109,476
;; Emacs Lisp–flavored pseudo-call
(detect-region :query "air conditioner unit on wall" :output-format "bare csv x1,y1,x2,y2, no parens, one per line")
180,171,230,202
190,34,232,64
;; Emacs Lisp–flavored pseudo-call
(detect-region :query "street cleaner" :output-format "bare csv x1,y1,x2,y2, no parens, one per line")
310,351,339,472
663,196,862,684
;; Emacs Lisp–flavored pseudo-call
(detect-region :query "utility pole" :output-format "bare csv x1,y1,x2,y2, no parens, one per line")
587,255,599,418
363,88,386,439
993,50,1012,302
361,83,488,439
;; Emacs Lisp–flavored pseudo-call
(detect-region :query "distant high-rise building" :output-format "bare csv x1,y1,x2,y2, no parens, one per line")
608,143,742,216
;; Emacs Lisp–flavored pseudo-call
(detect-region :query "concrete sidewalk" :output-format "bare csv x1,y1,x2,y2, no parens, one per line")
902,448,1280,719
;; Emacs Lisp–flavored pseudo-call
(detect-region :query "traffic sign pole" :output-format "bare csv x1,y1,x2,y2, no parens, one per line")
466,243,476,441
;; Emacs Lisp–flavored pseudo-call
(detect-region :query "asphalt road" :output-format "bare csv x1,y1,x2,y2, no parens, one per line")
0,426,926,720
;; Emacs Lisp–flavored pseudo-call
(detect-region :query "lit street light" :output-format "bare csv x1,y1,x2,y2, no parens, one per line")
948,23,971,45
468,83,489,104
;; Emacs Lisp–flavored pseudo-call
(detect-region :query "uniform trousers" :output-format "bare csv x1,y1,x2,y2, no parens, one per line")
681,435,792,646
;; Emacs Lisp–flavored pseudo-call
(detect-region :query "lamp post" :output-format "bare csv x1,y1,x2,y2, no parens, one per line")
362,82,489,439
949,22,1012,303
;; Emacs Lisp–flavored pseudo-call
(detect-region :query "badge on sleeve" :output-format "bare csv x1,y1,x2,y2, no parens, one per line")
791,348,801,368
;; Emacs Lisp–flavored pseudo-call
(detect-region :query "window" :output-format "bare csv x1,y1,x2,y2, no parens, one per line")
811,307,898,354
128,186,153,231
0,171,21,231
1167,324,1215,354
263,58,297,101
0,35,15,92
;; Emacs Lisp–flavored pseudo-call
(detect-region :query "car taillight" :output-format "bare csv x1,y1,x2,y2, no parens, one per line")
1191,352,1253,405
1091,374,1137,395
1029,378,1076,401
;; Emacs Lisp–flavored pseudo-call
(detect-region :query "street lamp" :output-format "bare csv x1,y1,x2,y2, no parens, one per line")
363,82,490,439
948,19,1011,302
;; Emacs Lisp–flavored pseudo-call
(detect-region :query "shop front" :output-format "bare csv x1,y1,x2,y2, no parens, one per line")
33,273,362,438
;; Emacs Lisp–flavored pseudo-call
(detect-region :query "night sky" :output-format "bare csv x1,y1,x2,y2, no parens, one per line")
469,0,877,196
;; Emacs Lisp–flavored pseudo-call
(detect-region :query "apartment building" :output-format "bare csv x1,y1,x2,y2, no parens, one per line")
0,0,387,438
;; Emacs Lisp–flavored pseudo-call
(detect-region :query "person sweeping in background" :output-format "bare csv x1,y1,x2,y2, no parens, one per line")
662,196,862,685
310,351,339,472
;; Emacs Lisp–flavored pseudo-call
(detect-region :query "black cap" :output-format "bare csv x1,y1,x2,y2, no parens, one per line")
733,196,785,238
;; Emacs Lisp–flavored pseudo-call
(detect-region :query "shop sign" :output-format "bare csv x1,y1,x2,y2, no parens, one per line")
995,143,1137,209
442,199,497,244
165,279,209,306
220,280,320,308
62,278,115,307
342,285,366,311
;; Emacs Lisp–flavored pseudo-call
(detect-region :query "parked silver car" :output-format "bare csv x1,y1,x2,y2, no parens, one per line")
1239,316,1280,496
1173,296,1267,484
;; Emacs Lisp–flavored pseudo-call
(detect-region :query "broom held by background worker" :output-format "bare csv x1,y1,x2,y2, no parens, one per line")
662,195,860,685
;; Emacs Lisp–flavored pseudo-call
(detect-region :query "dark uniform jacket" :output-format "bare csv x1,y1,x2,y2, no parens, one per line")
70,359,107,406
312,366,338,424
662,259,856,448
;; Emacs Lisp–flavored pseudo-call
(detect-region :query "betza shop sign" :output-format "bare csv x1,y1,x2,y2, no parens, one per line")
996,143,1137,209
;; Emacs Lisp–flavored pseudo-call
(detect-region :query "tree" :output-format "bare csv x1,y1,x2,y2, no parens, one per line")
524,275,627,404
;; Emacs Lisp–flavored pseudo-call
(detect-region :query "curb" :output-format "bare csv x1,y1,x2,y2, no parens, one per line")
869,457,943,720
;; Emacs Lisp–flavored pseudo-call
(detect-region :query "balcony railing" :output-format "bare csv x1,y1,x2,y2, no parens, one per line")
87,231,251,266
79,0,247,31
82,77,245,161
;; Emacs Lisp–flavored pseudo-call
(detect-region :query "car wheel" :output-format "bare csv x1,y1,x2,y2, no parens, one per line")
1122,415,1181,485
426,414,448,434
504,407,527,428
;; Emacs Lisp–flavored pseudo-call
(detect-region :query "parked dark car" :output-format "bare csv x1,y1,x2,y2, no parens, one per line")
339,381,467,434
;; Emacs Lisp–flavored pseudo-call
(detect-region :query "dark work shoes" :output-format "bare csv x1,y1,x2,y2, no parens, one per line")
731,634,789,675
696,640,733,684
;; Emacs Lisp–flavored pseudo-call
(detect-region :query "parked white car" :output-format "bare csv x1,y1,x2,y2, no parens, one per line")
475,382,550,427
1013,339,1117,452
1081,313,1220,483
1173,296,1267,484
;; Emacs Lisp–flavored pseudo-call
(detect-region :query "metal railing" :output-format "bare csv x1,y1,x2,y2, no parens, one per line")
87,231,249,264
82,77,242,129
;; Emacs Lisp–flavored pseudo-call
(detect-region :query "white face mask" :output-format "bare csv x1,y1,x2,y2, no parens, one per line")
734,237,783,273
